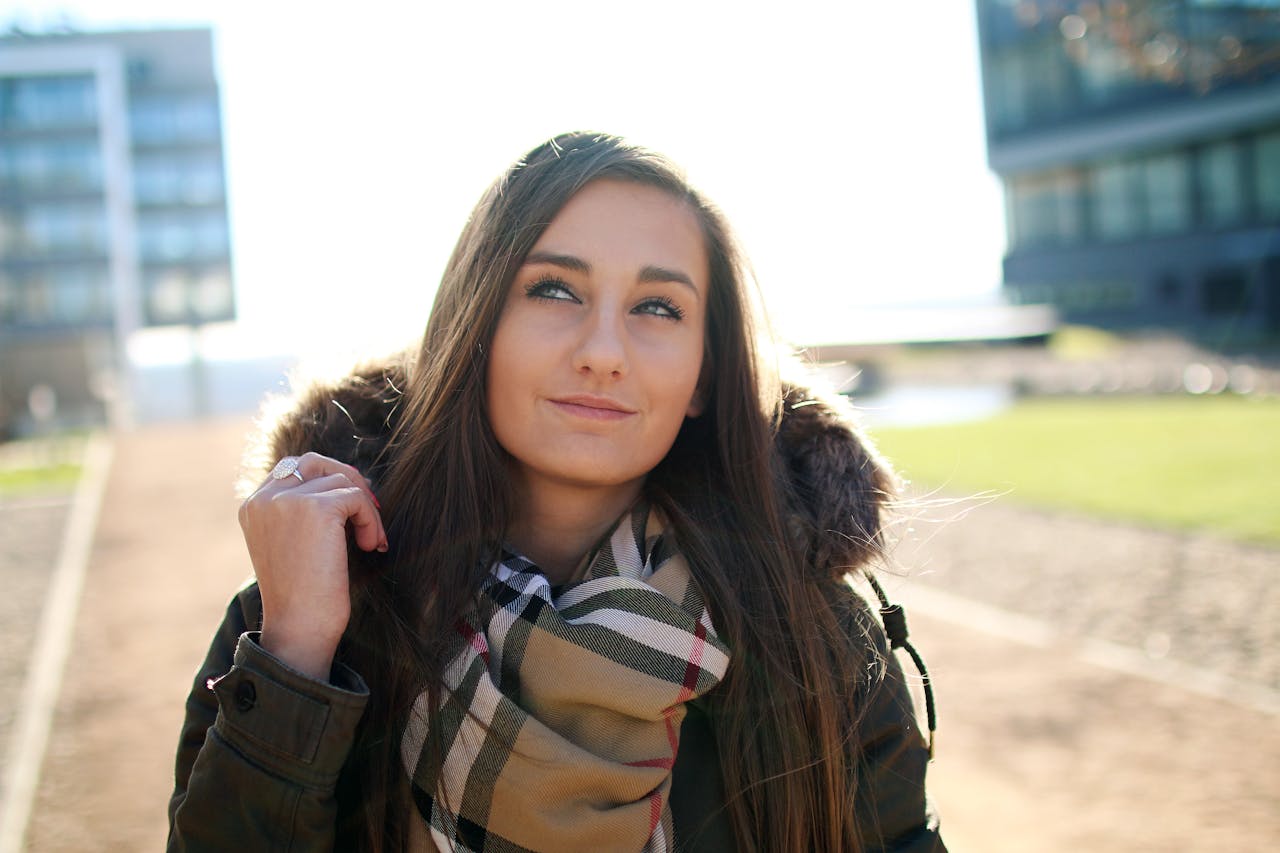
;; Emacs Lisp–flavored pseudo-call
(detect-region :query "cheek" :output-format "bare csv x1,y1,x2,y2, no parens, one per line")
644,339,705,421
485,319,526,432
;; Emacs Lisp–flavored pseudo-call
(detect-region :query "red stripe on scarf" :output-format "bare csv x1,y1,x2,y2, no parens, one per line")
454,619,491,664
648,790,663,834
625,756,675,770
675,621,707,703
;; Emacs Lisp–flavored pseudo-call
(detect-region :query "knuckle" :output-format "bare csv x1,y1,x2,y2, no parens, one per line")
266,489,298,513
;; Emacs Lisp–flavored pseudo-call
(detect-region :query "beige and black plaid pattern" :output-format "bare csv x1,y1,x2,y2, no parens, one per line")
401,506,730,853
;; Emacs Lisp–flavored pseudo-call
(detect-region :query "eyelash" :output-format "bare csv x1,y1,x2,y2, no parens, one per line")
638,296,685,321
522,276,686,321
524,276,575,302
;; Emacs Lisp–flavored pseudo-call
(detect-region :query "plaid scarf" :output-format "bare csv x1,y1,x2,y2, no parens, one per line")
400,505,731,853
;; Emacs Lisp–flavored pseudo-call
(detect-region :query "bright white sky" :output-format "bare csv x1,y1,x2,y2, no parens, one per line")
6,0,1007,363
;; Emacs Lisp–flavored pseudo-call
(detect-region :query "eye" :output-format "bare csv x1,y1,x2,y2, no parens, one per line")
524,275,579,303
633,296,686,321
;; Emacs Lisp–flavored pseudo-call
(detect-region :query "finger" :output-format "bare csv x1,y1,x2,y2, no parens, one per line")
322,483,388,553
288,473,388,550
296,452,382,508
260,452,382,508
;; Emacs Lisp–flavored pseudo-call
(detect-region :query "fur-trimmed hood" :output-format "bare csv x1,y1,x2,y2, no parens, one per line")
245,351,896,579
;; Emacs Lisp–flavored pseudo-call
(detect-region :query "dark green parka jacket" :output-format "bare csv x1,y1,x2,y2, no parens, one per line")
167,356,945,852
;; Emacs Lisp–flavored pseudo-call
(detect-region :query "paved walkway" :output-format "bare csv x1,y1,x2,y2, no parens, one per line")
0,498,72,765
15,420,253,852
3,418,1278,851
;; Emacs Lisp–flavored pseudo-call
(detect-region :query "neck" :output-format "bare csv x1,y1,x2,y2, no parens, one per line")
506,475,644,585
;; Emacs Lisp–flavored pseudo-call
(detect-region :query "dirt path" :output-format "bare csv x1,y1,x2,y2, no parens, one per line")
21,420,252,852
10,418,1279,851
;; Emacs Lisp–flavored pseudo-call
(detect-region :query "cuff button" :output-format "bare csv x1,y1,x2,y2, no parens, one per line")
235,679,257,712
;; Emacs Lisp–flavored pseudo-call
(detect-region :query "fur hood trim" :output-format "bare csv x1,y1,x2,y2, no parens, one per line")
243,351,896,579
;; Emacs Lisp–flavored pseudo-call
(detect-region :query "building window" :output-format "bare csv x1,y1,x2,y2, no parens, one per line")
22,203,108,256
988,51,1029,133
0,138,103,194
1007,169,1084,248
1198,139,1245,227
145,269,190,324
129,94,220,145
0,74,97,130
137,210,228,262
133,153,224,205
17,274,53,324
1256,128,1280,221
1201,268,1250,316
143,265,233,325
1142,150,1191,234
1092,159,1142,240
49,266,111,324
193,268,234,320
1009,174,1056,247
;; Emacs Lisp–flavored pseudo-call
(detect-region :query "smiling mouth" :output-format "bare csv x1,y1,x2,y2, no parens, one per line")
549,395,636,421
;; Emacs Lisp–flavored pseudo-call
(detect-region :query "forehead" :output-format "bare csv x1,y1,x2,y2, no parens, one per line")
532,179,708,276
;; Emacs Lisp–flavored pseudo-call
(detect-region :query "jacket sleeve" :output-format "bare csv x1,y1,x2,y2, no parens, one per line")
167,585,369,852
846,587,946,853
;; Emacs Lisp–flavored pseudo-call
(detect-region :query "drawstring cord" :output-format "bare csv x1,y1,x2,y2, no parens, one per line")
864,571,937,759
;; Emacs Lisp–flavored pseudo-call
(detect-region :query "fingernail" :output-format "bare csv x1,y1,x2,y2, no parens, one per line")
378,540,389,553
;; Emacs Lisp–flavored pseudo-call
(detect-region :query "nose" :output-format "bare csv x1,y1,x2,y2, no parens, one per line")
571,305,628,379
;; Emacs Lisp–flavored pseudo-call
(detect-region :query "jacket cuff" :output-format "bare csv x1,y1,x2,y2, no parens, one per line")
208,632,369,790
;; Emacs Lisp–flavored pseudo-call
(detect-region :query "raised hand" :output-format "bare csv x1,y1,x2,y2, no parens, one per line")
238,453,387,680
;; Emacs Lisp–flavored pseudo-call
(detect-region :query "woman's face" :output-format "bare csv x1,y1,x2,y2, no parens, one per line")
486,178,708,503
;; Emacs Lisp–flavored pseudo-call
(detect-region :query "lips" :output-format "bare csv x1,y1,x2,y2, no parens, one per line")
548,394,637,421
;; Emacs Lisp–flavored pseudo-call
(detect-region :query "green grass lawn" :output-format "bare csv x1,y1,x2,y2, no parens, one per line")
0,434,86,499
0,462,82,497
870,395,1280,545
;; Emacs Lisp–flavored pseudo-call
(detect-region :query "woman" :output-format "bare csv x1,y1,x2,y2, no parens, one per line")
168,132,944,852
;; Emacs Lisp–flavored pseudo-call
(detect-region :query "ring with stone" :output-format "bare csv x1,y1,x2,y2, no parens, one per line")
270,456,305,483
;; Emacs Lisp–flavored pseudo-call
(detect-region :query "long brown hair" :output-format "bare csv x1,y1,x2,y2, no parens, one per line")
337,132,889,851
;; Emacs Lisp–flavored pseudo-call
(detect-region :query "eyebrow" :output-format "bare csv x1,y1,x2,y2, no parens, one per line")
523,251,699,293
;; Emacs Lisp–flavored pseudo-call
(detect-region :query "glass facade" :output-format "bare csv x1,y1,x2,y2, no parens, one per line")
1008,278,1140,313
0,137,103,194
979,0,1280,139
0,266,111,327
1142,151,1192,234
1197,138,1245,225
1006,170,1084,247
137,210,229,262
1258,128,1280,218
0,32,234,337
129,94,221,145
133,152,224,205
18,202,109,256
143,265,232,324
1004,124,1280,251
1092,159,1143,241
0,74,97,130
982,2,1280,333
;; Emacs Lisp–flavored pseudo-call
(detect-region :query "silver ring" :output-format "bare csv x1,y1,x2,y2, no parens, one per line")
270,456,305,483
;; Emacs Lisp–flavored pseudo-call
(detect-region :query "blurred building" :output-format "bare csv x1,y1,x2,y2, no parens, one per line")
975,0,1280,339
0,26,233,435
